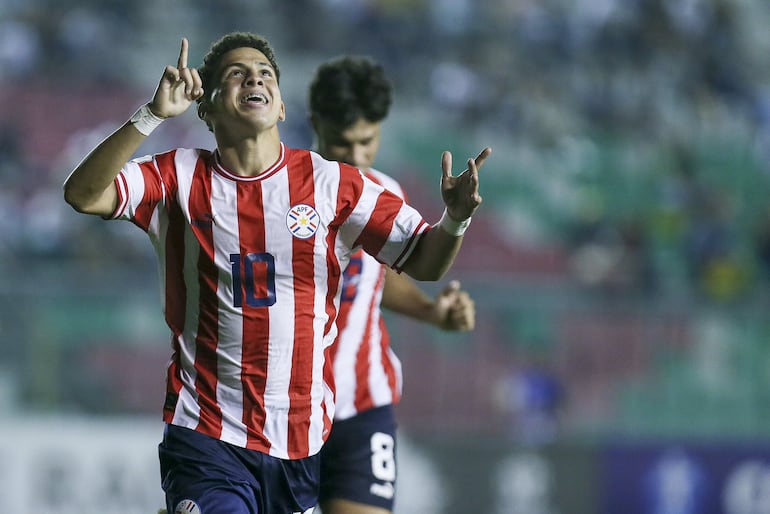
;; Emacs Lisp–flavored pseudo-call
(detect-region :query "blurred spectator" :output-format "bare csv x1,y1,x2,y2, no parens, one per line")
683,189,749,301
0,18,41,81
752,206,770,285
494,350,564,446
567,205,657,295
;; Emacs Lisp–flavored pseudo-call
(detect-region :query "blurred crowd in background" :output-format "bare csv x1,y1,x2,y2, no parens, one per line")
2,0,770,442
3,0,770,299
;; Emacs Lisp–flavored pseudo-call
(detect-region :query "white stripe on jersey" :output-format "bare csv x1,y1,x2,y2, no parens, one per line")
209,172,248,446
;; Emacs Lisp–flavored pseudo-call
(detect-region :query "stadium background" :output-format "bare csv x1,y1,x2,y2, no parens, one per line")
2,0,770,512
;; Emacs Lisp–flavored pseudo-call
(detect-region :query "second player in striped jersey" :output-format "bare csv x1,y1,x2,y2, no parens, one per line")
309,56,477,514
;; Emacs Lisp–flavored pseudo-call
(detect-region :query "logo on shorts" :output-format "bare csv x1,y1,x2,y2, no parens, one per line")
286,204,319,239
174,499,201,514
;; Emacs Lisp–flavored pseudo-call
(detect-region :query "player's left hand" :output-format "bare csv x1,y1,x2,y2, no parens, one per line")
435,280,475,331
440,146,492,222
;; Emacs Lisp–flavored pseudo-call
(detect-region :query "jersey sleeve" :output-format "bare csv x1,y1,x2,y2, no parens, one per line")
341,168,430,272
110,153,168,232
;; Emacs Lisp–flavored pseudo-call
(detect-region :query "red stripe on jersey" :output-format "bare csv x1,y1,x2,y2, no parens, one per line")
322,343,336,434
113,173,129,219
323,224,342,340
161,153,189,422
353,268,386,412
163,201,188,421
236,181,271,451
378,317,399,403
133,160,163,230
354,190,404,257
287,151,316,458
321,220,340,441
330,163,365,241
187,158,223,439
330,248,364,365
325,163,363,338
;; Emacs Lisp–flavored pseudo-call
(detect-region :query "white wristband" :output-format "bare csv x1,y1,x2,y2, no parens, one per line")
129,104,164,136
437,209,471,236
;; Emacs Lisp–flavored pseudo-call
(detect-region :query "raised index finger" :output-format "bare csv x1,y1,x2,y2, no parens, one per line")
177,38,189,70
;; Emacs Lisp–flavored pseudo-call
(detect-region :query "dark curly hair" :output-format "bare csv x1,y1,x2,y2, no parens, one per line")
197,31,280,105
308,56,392,127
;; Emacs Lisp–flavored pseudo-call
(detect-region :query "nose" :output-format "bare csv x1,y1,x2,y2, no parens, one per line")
245,72,262,86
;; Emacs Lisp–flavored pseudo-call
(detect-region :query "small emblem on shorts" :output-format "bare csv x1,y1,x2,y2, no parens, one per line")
174,499,201,514
286,204,319,239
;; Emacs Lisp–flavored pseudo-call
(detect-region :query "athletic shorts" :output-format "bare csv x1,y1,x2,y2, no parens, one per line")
318,404,398,510
158,424,319,514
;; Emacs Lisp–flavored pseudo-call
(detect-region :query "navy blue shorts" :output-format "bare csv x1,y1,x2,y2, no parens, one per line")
319,405,398,510
158,424,320,514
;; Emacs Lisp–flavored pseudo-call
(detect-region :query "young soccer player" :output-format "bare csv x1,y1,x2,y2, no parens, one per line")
308,56,477,514
64,33,490,514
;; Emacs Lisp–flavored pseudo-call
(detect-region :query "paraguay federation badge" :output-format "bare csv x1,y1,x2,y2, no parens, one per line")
286,204,319,239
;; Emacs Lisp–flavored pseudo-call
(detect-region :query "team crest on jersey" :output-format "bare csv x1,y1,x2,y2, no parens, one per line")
286,203,319,239
174,499,201,514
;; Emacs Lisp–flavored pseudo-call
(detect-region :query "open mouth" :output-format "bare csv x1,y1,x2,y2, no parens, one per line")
241,92,268,105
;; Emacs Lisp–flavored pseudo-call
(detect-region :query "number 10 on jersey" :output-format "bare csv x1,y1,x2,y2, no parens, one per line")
229,252,277,308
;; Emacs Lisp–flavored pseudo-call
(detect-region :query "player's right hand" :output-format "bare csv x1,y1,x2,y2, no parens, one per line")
149,37,203,119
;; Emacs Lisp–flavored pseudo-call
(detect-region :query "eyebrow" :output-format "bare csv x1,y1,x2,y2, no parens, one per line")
222,60,274,72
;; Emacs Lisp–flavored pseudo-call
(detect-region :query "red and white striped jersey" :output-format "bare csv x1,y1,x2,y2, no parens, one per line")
329,169,406,421
111,144,429,459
